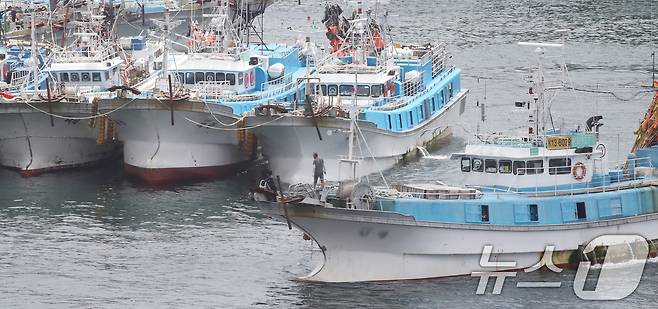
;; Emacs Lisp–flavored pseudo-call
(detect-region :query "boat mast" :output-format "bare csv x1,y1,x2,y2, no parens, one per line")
163,9,170,76
347,3,365,163
518,42,563,140
30,0,38,93
152,7,182,78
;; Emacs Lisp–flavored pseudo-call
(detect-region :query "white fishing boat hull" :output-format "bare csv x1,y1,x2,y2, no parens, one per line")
106,98,253,184
248,90,467,184
0,105,119,175
263,202,658,282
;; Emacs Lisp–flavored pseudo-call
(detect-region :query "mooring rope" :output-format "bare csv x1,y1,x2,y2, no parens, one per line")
16,96,137,120
182,113,290,131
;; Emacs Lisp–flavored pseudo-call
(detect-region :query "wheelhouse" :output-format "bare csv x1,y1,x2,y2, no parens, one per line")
451,132,604,190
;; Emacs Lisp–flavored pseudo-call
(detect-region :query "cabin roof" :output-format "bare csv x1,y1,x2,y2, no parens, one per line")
167,53,257,72
48,57,123,71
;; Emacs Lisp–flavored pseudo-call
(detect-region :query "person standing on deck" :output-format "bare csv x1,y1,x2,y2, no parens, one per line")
313,153,326,189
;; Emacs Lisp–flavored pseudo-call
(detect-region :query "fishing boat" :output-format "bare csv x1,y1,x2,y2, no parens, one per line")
245,2,468,184
255,42,658,282
0,10,149,175
98,1,308,184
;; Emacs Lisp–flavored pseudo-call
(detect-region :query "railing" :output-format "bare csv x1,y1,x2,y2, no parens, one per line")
370,66,457,112
192,80,232,100
470,134,542,148
402,74,425,97
395,42,447,78
52,43,119,64
9,70,31,89
429,43,447,77
376,185,481,200
316,64,387,75
260,72,294,91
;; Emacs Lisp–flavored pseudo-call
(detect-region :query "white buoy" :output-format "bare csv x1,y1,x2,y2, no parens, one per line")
267,63,285,80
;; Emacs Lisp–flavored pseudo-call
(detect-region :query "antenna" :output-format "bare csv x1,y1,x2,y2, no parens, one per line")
518,40,565,138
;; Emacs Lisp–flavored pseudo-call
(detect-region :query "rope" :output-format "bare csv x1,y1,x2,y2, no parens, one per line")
152,93,247,127
354,119,389,189
183,113,289,131
18,96,137,120
564,86,653,101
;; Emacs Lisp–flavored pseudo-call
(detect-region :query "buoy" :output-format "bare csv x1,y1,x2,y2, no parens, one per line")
572,162,586,180
0,91,14,99
267,63,285,80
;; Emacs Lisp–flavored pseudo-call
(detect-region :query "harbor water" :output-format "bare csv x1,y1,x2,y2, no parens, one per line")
1,0,657,307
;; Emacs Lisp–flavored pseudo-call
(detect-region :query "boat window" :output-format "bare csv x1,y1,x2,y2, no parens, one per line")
419,105,424,120
81,72,90,82
320,85,327,95
226,73,236,85
461,157,471,172
356,85,370,97
576,202,586,219
60,72,69,82
431,97,436,112
548,158,572,175
206,72,215,81
526,160,544,175
448,82,453,98
529,204,538,222
186,72,194,84
238,72,244,85
481,205,489,223
92,72,101,82
485,159,497,173
215,72,225,81
398,114,403,129
498,160,512,174
409,111,413,125
176,72,184,83
371,84,383,97
195,72,205,83
105,71,110,81
70,73,79,82
327,85,338,96
387,114,392,130
512,161,525,175
339,85,354,96
472,158,484,172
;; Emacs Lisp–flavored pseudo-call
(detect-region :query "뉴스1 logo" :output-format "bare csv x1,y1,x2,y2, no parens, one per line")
471,235,649,300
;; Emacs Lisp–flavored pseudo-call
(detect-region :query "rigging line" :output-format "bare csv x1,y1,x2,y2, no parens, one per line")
182,113,289,131
563,86,653,101
150,92,231,123
354,119,389,189
199,97,247,127
18,96,138,120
